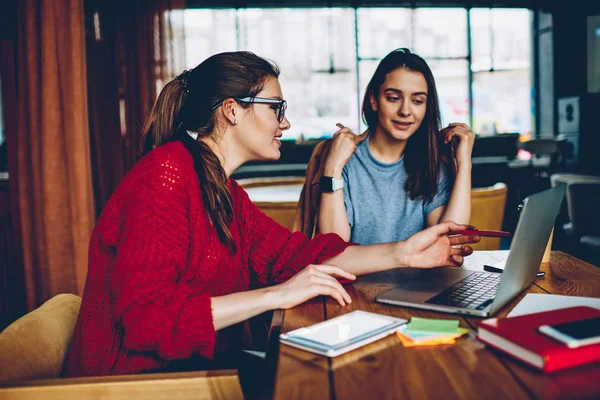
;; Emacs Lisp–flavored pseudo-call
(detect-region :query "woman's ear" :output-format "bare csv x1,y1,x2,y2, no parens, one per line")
369,91,378,112
220,98,238,126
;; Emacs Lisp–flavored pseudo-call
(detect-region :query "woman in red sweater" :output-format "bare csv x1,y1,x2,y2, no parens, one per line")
63,51,478,378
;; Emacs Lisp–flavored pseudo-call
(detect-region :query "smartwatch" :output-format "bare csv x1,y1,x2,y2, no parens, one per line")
320,176,344,192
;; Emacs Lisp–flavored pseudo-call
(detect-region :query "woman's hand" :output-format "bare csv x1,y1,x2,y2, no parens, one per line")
323,123,364,177
399,221,480,268
442,123,475,167
269,265,356,309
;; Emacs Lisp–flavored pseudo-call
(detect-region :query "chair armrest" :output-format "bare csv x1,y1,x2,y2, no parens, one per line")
0,370,243,400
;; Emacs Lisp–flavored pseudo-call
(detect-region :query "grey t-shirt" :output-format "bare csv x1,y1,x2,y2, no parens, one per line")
342,137,452,245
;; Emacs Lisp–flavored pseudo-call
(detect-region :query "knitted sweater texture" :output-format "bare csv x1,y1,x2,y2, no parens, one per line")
63,141,351,377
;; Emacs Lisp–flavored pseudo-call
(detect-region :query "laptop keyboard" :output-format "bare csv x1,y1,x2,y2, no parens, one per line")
425,272,501,311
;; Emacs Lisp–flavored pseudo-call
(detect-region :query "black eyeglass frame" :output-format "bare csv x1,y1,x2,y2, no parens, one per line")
210,97,288,123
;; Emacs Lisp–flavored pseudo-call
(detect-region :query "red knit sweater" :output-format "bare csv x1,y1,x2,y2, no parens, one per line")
63,141,351,377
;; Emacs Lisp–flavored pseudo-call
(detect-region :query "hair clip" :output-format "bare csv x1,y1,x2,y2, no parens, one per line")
176,69,192,93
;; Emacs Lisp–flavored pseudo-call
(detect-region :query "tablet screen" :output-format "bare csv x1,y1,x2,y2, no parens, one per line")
286,311,400,347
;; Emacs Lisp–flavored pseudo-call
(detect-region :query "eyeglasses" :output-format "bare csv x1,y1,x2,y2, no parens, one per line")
210,97,288,123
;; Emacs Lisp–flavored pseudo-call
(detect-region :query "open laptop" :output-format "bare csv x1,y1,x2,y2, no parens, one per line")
376,185,566,317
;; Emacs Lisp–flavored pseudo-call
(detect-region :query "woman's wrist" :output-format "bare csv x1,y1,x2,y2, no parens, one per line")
323,162,344,178
262,285,282,311
393,241,410,268
456,159,472,171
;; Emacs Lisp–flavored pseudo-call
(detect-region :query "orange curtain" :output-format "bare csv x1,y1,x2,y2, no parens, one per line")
119,0,187,171
86,0,186,213
17,0,95,309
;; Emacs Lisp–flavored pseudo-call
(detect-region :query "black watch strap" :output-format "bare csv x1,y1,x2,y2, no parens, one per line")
320,176,344,192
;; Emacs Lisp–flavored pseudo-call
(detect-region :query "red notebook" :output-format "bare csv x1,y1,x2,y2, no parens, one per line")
477,306,600,372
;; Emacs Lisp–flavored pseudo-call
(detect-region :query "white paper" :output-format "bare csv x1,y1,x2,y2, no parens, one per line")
462,250,510,271
507,293,600,317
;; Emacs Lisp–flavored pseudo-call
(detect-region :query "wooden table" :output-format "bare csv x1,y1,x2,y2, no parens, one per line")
0,370,243,400
272,251,600,400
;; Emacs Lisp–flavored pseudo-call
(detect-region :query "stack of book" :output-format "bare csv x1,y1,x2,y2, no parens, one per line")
477,306,600,372
396,317,469,347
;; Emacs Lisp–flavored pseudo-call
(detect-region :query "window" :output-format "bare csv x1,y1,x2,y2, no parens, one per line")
238,8,357,140
183,9,237,69
181,6,533,141
471,8,532,135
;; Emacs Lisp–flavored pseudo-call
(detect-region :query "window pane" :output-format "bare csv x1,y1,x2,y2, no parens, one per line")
473,70,532,135
471,8,531,72
427,59,469,126
239,8,357,140
357,60,379,131
414,8,467,58
183,9,237,69
470,8,492,71
357,8,412,59
491,9,531,70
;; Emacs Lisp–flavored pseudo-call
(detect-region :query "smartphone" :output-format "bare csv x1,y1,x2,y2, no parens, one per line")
538,317,600,348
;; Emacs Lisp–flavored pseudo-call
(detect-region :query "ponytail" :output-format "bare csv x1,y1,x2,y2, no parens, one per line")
178,131,236,253
139,80,188,157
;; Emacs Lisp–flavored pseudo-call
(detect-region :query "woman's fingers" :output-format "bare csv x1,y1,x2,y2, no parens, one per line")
444,129,470,144
310,272,353,304
449,234,480,246
449,254,464,267
432,221,466,236
312,265,356,281
335,123,359,139
451,245,474,256
304,265,354,304
310,276,351,305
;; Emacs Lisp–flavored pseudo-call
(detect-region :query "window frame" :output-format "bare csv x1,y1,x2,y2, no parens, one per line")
181,5,536,170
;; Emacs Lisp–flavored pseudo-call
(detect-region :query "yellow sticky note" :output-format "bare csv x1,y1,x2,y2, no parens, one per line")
396,333,456,347
396,326,469,344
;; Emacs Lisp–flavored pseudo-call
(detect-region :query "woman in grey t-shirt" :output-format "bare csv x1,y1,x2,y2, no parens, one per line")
317,49,474,245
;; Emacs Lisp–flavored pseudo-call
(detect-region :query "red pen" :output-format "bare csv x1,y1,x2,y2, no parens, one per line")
454,229,513,238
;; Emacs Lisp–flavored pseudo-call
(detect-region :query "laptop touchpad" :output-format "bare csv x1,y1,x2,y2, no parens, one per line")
390,269,472,302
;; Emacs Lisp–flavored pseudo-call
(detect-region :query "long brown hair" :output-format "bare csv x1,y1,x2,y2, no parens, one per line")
362,48,448,203
140,51,280,253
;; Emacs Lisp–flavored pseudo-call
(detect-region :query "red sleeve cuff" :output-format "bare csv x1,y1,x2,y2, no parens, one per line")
270,233,357,284
313,233,358,265
156,293,216,361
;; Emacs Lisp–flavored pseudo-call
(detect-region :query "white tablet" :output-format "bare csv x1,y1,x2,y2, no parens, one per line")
279,310,407,357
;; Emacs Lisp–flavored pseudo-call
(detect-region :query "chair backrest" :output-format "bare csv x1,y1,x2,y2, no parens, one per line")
238,177,305,231
470,183,508,250
0,293,82,383
566,181,600,238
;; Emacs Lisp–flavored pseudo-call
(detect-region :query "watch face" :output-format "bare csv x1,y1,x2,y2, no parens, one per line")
320,176,334,192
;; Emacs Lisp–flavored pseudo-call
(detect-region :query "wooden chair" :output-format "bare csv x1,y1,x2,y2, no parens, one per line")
0,294,82,383
470,183,508,250
237,177,305,231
